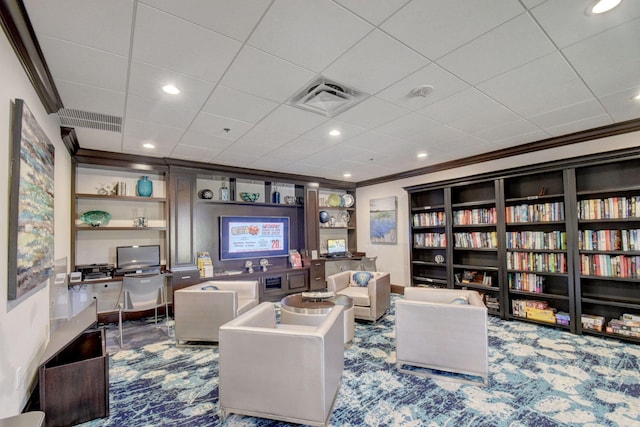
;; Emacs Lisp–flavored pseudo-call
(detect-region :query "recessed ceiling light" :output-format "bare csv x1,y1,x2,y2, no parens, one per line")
343,173,351,178
633,92,640,101
162,84,180,95
143,142,155,149
589,0,621,14
329,129,341,136
417,152,428,159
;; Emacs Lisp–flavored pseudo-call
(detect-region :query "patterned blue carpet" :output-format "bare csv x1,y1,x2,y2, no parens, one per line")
78,295,640,426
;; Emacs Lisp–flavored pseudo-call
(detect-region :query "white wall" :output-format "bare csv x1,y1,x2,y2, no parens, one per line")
0,31,71,416
356,131,640,287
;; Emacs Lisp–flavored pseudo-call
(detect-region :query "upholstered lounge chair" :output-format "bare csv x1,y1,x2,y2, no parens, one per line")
219,302,344,426
326,270,391,322
173,280,259,345
395,287,489,386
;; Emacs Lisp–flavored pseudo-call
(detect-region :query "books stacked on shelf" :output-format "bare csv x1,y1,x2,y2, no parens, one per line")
453,231,497,249
556,312,570,326
506,231,567,250
578,196,640,220
579,254,640,278
506,202,565,223
578,229,639,251
476,291,500,312
413,233,446,248
512,299,556,323
508,272,544,293
581,314,606,332
412,211,445,227
506,252,567,273
606,313,640,338
197,251,213,278
453,207,496,225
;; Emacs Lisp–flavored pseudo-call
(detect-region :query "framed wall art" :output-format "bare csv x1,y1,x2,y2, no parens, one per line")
8,99,55,307
370,196,397,244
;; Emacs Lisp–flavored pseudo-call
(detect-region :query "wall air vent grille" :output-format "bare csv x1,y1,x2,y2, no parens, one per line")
289,78,368,117
57,108,122,132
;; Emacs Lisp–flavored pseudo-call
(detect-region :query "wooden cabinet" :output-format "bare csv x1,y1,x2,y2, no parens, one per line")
308,258,326,290
317,188,357,255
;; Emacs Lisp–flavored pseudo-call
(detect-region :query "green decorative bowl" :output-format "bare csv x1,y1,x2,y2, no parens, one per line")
240,192,260,202
80,210,111,227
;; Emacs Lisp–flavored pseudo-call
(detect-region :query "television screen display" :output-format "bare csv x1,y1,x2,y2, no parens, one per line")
327,238,347,256
220,216,290,260
116,245,161,275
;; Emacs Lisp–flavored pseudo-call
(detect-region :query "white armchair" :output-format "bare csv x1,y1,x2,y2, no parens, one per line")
173,280,259,345
219,302,344,427
327,270,390,322
395,287,488,386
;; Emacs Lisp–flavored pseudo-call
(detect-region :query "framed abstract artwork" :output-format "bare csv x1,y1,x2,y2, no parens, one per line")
370,196,397,244
8,99,55,307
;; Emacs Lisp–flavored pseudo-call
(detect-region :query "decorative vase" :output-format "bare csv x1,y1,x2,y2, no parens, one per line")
219,180,229,201
137,176,153,197
272,185,280,204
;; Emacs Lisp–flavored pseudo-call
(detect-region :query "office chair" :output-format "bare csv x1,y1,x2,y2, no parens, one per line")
118,274,168,347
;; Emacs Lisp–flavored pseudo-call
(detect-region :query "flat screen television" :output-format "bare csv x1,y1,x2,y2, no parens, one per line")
116,244,161,275
326,238,347,257
220,216,290,260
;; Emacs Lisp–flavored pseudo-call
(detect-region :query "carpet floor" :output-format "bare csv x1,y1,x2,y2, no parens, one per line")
77,295,640,426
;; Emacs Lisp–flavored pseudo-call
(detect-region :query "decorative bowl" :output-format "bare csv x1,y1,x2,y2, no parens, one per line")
199,189,214,199
240,192,260,202
80,210,111,227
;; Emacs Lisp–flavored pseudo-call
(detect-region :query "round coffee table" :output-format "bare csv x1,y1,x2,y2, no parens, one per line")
280,292,354,343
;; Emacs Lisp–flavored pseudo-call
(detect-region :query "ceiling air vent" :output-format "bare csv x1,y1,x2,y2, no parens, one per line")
289,78,368,117
57,108,122,132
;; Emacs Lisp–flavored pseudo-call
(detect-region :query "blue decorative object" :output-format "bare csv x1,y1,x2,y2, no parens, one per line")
137,176,153,197
240,192,260,202
450,296,468,305
272,190,280,204
80,210,112,227
352,271,373,287
319,210,330,223
201,285,218,290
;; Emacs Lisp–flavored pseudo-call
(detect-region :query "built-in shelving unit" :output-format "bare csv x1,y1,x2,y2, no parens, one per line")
317,188,357,255
410,187,447,288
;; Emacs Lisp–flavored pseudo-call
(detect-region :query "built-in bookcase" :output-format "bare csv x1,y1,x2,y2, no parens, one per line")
410,188,447,288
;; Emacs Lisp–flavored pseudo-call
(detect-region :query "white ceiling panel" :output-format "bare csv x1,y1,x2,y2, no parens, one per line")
21,0,640,183
248,0,373,72
140,0,271,42
323,30,429,94
132,4,242,82
380,0,524,60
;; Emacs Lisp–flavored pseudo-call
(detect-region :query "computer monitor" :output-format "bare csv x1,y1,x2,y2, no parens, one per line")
326,238,347,257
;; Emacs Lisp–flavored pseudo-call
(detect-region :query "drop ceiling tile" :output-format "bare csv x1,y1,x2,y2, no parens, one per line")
562,20,640,97
24,0,134,56
380,0,524,60
234,125,299,151
528,98,608,129
299,120,367,142
178,129,236,150
220,46,316,103
258,104,329,135
436,13,556,85
335,96,409,129
140,0,271,41
599,89,640,122
544,115,613,137
334,0,410,25
488,129,551,149
125,94,198,129
122,118,185,153
132,4,241,82
248,0,373,72
72,128,123,152
473,118,542,143
374,113,441,140
405,124,473,147
530,0,640,49
344,131,411,156
202,86,279,124
189,111,253,139
128,61,215,109
477,52,593,118
170,144,220,162
376,63,470,110
323,29,429,94
248,156,292,172
55,80,125,117
38,36,127,92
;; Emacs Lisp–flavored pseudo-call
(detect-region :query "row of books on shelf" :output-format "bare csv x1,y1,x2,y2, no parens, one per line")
508,272,545,293
579,254,640,278
413,233,446,248
506,251,567,273
511,299,570,325
412,211,445,227
505,202,565,223
453,207,496,225
578,229,640,251
578,196,640,220
453,231,498,249
582,313,640,338
506,231,567,251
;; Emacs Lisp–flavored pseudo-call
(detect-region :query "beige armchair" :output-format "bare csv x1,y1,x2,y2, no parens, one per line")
395,287,488,386
219,302,344,427
173,280,259,345
327,270,390,322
